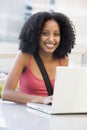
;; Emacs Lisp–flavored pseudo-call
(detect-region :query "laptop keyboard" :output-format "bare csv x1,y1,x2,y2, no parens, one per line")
27,103,52,114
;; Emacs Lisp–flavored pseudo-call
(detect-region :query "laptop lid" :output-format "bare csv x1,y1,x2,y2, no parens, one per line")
52,66,87,114
27,66,87,114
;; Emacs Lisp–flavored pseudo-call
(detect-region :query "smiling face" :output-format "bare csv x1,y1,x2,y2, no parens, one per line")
39,19,60,55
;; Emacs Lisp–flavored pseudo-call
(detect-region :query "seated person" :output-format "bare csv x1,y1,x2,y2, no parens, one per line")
1,11,76,104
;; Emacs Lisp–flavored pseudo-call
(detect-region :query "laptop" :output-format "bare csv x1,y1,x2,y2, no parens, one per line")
27,66,87,114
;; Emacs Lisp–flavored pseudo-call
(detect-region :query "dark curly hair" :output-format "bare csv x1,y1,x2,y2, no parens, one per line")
19,11,76,58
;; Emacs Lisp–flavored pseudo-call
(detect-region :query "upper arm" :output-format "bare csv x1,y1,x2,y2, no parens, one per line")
3,51,29,90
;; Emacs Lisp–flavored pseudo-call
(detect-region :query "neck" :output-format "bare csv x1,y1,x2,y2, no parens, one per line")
38,51,54,63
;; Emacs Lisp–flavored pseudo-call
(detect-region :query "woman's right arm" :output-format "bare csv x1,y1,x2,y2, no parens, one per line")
1,51,52,104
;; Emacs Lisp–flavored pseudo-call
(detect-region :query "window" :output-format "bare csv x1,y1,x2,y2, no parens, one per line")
50,0,55,5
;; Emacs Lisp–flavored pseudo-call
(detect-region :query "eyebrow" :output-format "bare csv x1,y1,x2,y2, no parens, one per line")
42,30,60,32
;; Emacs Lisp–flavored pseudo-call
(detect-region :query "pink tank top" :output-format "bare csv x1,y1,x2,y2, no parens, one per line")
18,55,62,96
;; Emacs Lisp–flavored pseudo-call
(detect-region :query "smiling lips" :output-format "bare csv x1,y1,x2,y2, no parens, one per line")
45,43,56,49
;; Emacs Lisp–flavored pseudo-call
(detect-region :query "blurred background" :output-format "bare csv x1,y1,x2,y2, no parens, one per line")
0,0,87,73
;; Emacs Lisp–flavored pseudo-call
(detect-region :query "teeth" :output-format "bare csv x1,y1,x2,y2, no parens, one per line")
46,44,54,48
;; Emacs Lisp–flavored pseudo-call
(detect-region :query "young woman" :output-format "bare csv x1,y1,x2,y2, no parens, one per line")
1,11,76,104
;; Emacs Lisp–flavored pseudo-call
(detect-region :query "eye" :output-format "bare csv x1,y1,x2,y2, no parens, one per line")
41,32,49,36
54,33,60,37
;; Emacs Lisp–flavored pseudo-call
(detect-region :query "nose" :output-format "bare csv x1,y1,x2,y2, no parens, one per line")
48,34,54,42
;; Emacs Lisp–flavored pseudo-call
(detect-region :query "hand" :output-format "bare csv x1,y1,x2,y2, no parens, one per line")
43,95,53,105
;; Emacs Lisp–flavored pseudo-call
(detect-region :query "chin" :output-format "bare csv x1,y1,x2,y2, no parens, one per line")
45,48,56,53
44,50,55,54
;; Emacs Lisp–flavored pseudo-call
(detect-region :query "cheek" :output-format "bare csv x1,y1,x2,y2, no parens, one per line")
56,42,60,48
39,40,44,48
56,37,60,44
40,35,48,42
40,37,46,43
56,38,61,48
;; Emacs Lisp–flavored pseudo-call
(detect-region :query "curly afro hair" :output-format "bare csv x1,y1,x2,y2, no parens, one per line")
19,11,76,58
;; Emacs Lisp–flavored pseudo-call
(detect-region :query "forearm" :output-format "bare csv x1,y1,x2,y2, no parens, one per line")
1,90,44,104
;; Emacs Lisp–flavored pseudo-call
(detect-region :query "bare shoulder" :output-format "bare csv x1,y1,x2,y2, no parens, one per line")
16,50,29,59
6,51,30,82
15,51,30,67
62,56,69,66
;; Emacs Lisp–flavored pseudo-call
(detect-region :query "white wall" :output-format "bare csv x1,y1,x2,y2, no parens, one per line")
0,0,24,41
0,42,18,73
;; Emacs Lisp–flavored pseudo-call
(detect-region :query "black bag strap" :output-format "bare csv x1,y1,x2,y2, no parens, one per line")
33,53,53,96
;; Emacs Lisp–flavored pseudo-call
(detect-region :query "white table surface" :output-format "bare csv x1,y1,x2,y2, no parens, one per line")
0,99,87,130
